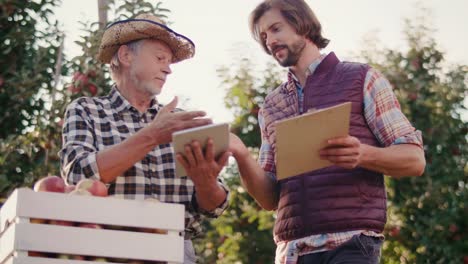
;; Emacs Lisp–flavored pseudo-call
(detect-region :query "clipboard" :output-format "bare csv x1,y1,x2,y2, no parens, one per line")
172,123,229,177
275,102,352,179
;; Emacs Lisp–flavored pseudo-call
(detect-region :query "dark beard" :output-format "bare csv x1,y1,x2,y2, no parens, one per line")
275,39,306,67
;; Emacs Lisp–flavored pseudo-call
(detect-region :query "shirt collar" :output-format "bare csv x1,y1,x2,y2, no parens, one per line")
110,85,160,114
287,53,328,91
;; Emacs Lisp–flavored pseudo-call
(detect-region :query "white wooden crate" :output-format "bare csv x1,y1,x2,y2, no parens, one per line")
0,188,185,263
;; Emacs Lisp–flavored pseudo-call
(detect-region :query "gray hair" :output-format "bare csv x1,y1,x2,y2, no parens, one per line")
109,39,144,78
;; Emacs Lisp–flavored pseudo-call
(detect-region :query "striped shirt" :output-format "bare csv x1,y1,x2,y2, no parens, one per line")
257,54,423,264
59,86,229,238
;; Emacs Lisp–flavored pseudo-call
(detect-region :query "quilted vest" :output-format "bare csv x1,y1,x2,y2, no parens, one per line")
261,52,387,242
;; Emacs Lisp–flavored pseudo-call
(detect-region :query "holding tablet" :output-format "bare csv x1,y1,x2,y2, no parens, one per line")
172,123,230,177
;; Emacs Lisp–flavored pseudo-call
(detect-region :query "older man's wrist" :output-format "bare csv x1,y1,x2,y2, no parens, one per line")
194,180,222,192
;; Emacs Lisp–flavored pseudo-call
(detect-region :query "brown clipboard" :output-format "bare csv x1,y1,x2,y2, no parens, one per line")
275,102,352,179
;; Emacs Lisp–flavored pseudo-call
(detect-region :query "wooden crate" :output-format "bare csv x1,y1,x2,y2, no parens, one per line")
0,188,185,263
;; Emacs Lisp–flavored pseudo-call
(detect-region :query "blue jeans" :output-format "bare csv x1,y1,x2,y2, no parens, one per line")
297,234,383,264
184,240,197,264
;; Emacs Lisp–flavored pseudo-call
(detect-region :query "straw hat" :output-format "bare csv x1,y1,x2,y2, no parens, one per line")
97,13,195,64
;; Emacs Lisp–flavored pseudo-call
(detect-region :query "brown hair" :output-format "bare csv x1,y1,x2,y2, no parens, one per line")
249,0,330,54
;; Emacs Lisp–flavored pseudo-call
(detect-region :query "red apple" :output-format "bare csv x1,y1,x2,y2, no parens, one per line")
86,69,97,78
72,71,81,80
89,257,108,262
79,223,103,229
103,224,127,231
64,185,76,193
73,255,86,260
449,224,459,233
408,92,418,101
67,83,81,94
75,73,89,87
49,220,74,227
33,176,66,193
57,254,86,260
68,189,92,196
410,58,420,70
107,257,129,263
76,179,108,197
388,226,400,237
144,197,160,203
250,106,260,115
138,226,167,234
56,118,64,128
28,251,48,258
30,218,48,224
88,84,98,96
57,254,71,259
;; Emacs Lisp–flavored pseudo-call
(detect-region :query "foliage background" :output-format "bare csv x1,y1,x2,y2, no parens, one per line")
0,1,466,263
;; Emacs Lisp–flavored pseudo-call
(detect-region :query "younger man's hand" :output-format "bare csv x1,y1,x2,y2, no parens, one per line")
319,135,362,169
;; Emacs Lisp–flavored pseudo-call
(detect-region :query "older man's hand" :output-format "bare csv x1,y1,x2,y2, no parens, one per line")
176,138,230,190
145,97,212,145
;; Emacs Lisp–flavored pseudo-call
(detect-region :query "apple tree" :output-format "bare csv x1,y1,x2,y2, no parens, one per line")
361,15,467,264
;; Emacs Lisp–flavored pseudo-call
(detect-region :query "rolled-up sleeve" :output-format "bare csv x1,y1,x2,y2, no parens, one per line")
191,180,229,218
363,68,423,148
59,101,101,185
258,109,278,181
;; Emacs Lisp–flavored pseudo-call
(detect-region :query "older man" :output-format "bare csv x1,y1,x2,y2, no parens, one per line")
59,14,230,263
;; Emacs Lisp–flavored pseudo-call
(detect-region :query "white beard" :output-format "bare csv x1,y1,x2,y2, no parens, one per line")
129,65,161,96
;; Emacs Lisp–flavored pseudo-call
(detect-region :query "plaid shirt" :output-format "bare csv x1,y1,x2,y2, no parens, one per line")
59,86,229,238
258,54,423,264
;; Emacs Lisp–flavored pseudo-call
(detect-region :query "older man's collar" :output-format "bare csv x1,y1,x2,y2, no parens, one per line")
110,85,160,114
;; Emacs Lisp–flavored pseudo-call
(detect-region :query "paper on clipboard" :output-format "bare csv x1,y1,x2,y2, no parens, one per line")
172,123,229,177
275,102,352,180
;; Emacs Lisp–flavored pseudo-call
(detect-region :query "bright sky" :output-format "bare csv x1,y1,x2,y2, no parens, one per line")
56,0,468,122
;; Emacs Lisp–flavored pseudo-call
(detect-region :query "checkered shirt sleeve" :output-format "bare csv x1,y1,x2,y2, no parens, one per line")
60,99,101,183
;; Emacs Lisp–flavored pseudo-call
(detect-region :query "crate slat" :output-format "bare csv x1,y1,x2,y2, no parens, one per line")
1,188,184,232
0,188,185,263
2,255,123,264
1,223,183,262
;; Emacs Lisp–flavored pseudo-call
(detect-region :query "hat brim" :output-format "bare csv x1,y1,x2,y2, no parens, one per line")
98,18,195,64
